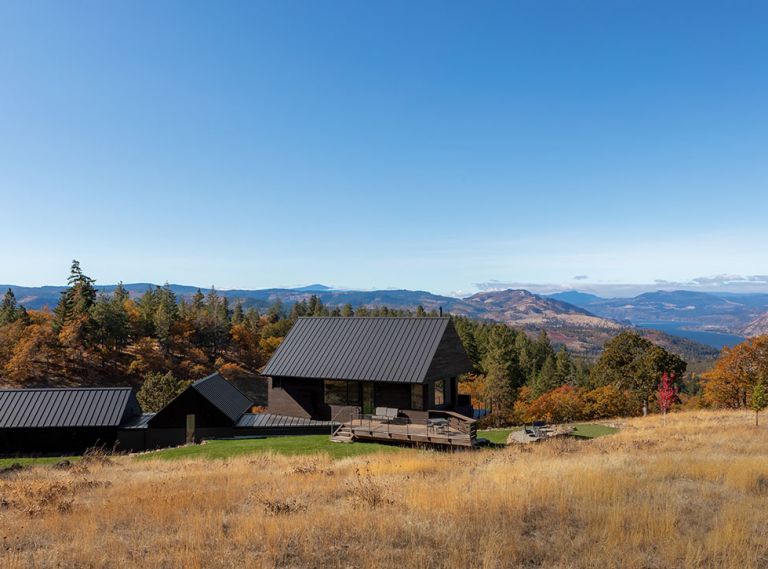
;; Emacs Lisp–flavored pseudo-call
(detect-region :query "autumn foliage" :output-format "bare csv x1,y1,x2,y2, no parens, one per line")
0,262,278,387
512,384,640,424
703,335,768,408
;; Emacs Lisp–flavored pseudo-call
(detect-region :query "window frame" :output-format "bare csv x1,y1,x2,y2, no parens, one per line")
324,380,360,406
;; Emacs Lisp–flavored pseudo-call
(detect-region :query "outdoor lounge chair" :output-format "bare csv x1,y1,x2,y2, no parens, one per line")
372,407,399,422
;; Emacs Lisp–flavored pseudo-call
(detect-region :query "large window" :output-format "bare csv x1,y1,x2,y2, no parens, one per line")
324,380,360,405
434,379,446,406
411,384,424,410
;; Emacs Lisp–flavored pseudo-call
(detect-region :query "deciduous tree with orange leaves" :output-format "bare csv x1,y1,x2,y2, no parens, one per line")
703,335,768,408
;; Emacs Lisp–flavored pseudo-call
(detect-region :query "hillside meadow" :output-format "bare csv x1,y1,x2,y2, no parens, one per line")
1,410,767,568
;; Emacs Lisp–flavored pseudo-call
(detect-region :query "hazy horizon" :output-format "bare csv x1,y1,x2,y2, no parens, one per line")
5,271,768,299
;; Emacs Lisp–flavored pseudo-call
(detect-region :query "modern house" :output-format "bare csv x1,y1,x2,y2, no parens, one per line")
0,317,478,455
263,317,475,425
0,387,142,454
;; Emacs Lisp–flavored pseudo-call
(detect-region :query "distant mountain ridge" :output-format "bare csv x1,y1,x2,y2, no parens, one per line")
1,282,726,359
546,289,768,336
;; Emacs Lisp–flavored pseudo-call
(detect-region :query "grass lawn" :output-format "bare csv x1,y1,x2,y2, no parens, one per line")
137,435,407,461
478,423,618,444
2,424,619,467
478,427,520,444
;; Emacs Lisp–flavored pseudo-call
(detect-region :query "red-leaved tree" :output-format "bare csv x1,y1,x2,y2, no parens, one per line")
657,372,677,425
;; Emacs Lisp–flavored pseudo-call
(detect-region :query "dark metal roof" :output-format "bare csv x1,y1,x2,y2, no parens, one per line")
236,413,336,428
0,387,141,429
262,317,472,383
191,373,253,422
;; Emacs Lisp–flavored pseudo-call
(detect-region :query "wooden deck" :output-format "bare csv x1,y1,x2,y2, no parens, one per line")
333,412,477,448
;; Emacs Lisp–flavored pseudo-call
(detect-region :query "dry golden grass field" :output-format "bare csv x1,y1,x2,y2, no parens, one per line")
1,410,767,568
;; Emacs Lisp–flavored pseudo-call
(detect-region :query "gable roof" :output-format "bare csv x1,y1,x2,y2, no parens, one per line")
262,317,473,384
0,387,141,429
189,373,254,422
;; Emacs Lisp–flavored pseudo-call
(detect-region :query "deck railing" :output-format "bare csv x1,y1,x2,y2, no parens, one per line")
330,406,359,437
348,412,475,441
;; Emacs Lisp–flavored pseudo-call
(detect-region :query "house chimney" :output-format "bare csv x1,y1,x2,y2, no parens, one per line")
439,306,443,317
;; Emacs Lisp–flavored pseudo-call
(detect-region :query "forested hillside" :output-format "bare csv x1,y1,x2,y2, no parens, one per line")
0,261,710,425
0,262,458,389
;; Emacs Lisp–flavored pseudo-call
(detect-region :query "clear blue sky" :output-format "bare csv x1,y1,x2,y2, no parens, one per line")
2,1,767,296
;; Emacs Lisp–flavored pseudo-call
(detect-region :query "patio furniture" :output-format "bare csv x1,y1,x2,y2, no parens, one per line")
372,407,399,422
426,418,450,434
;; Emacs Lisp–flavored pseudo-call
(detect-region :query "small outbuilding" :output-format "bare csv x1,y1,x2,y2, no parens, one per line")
0,387,142,454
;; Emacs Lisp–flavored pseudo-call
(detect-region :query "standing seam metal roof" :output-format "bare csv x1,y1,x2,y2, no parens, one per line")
262,317,457,383
191,373,254,422
0,388,140,428
235,413,335,428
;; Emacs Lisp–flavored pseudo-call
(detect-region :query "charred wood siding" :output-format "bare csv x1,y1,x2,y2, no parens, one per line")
425,323,474,381
148,389,235,429
268,377,326,420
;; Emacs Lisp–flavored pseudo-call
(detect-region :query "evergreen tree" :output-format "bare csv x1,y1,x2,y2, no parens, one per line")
112,282,130,304
90,293,129,354
136,286,158,337
232,303,244,324
453,317,480,370
191,289,205,312
267,299,284,323
154,284,179,352
341,303,354,317
530,354,559,397
54,260,98,332
0,288,22,326
480,324,524,392
554,346,574,385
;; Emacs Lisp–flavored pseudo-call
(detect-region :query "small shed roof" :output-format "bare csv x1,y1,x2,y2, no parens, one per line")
236,413,335,428
120,413,155,429
190,373,254,422
0,387,141,429
262,317,473,383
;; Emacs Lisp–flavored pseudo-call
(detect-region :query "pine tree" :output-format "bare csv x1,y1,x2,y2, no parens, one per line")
232,303,244,324
154,284,179,353
136,286,158,337
191,289,205,312
341,303,354,317
453,317,480,370
54,260,97,332
0,288,21,326
531,354,559,397
554,346,574,385
267,299,284,323
112,282,130,304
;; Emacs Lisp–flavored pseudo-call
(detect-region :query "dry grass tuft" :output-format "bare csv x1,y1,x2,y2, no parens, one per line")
1,409,767,567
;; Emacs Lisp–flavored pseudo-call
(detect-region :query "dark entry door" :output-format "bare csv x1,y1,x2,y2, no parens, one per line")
362,382,375,415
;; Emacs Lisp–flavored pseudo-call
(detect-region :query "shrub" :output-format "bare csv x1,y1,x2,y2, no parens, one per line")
517,385,585,424
582,385,639,419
